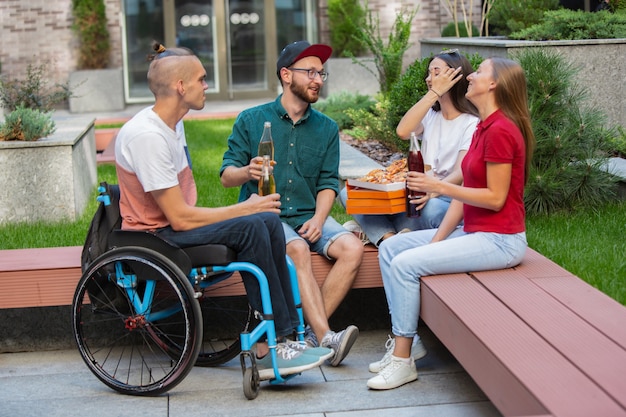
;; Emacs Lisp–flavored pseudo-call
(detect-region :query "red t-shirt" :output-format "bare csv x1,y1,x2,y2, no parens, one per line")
461,109,526,234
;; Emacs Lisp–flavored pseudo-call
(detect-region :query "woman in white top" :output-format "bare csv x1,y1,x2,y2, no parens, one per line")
341,50,479,246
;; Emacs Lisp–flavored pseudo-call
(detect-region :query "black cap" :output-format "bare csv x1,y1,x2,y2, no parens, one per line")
276,41,332,77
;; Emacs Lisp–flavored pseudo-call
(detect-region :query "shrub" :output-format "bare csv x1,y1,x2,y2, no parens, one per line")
346,2,418,94
313,92,376,130
487,0,560,37
0,63,72,112
71,0,111,69
516,48,619,214
441,22,480,37
344,96,398,148
604,126,626,158
510,9,626,40
327,0,366,57
0,106,56,141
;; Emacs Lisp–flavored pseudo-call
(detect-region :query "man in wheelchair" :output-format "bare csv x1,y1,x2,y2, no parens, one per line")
113,43,331,379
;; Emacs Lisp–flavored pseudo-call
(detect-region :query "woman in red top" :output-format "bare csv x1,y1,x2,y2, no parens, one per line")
367,57,535,390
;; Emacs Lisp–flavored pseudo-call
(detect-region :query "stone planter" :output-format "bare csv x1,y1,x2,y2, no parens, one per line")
69,68,125,113
0,116,98,224
420,37,626,129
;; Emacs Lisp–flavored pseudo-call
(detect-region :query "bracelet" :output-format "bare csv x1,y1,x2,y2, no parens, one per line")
430,89,442,98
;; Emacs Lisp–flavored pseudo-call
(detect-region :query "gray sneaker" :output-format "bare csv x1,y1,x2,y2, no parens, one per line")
304,325,319,347
321,325,359,366
256,342,323,380
368,335,427,373
284,339,334,362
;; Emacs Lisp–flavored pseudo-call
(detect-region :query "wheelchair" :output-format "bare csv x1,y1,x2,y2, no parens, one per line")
71,183,308,399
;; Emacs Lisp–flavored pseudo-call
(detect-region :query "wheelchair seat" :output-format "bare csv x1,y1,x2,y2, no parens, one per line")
109,229,238,274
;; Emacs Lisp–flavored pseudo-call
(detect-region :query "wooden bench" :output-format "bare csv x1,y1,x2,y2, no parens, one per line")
420,249,626,417
0,245,382,308
2,245,625,416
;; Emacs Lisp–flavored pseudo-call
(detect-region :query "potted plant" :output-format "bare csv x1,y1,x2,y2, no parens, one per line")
68,0,124,113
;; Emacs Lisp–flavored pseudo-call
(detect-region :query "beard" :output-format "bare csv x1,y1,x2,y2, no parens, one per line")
289,80,320,104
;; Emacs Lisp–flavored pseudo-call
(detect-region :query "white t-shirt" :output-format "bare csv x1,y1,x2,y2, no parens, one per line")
115,106,196,230
421,108,478,180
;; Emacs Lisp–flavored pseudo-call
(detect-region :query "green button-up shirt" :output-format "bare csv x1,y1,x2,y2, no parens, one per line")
220,95,340,229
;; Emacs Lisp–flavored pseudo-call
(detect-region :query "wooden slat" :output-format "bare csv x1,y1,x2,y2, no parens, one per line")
474,269,626,411
311,245,382,289
0,246,383,307
0,246,81,272
531,275,626,349
421,273,623,417
0,268,81,308
513,248,572,278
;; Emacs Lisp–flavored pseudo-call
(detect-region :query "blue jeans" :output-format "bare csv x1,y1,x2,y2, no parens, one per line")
339,187,450,246
378,227,527,339
282,216,351,260
157,212,300,337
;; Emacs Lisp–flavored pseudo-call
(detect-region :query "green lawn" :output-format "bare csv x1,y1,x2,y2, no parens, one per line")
1,118,624,305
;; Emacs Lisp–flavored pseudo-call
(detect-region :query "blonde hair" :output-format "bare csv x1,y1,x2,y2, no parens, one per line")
490,57,535,183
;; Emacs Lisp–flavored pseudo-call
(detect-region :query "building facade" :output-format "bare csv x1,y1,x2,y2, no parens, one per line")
0,0,478,107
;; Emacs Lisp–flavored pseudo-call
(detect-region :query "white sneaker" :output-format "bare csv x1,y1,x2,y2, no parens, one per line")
368,335,427,373
342,220,370,245
367,356,418,390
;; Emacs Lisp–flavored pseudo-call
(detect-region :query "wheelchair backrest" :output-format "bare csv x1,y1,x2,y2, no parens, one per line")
81,182,193,275
81,182,122,272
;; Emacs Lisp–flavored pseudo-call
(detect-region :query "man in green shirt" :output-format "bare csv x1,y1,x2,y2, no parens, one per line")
220,41,363,366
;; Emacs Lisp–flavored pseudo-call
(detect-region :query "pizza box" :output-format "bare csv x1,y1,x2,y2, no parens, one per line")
346,178,406,192
346,199,406,215
346,184,406,200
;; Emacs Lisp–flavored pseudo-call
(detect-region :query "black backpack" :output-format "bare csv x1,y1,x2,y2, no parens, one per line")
81,182,121,272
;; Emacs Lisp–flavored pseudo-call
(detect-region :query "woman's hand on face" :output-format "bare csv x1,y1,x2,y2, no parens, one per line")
431,66,464,96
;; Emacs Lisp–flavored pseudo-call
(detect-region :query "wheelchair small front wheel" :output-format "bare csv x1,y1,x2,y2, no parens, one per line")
72,247,202,396
243,366,260,400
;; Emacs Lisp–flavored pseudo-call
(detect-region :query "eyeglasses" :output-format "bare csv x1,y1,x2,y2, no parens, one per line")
288,67,329,81
438,48,460,55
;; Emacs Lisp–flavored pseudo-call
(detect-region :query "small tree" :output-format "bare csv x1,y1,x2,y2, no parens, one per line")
327,0,366,57
71,0,111,69
439,0,497,36
0,63,71,112
346,3,418,94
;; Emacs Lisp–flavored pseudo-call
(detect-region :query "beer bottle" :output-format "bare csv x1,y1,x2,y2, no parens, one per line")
406,132,425,218
257,121,274,160
258,155,276,196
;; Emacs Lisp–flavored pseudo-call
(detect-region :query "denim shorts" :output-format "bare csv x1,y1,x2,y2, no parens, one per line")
282,216,351,260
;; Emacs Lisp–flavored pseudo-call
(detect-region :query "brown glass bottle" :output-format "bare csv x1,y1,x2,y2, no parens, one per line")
406,132,425,218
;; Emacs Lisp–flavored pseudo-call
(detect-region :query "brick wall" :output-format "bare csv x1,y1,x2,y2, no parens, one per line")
0,0,122,86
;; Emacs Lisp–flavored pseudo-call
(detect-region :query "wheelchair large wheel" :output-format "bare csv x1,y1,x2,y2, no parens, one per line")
72,247,202,396
194,274,257,367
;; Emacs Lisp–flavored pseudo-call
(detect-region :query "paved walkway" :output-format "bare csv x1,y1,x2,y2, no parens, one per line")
0,328,501,417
